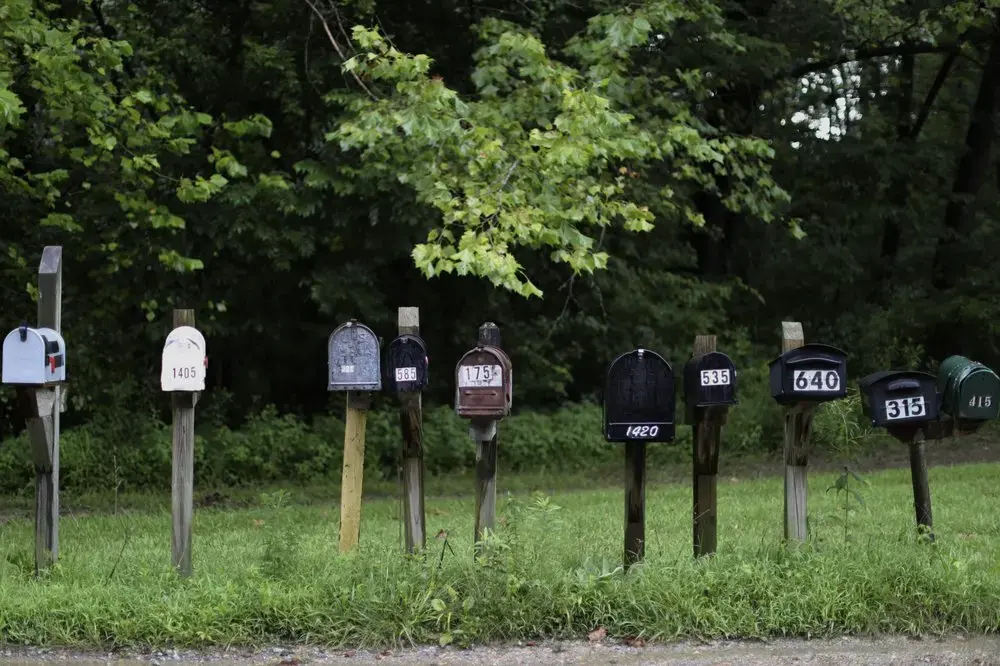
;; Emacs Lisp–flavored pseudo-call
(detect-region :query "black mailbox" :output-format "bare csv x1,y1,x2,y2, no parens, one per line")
768,343,848,405
684,351,738,408
603,348,675,442
859,370,939,428
383,334,428,393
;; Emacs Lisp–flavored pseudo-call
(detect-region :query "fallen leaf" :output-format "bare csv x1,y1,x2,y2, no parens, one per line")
624,637,645,647
525,641,537,647
588,627,607,642
342,651,356,658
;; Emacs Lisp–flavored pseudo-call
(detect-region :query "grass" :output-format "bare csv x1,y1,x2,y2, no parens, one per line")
1,460,1000,650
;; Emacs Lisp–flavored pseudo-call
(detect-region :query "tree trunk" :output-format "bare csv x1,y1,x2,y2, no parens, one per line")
869,53,914,301
931,27,1000,290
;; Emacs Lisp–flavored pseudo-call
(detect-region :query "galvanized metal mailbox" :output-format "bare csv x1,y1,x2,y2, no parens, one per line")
684,351,737,408
454,345,512,418
859,370,939,428
603,348,675,442
937,355,1000,421
328,320,381,391
160,325,207,392
384,334,428,393
768,343,847,405
1,325,66,386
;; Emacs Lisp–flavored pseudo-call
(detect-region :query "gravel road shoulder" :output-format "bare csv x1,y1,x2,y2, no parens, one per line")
3,635,999,666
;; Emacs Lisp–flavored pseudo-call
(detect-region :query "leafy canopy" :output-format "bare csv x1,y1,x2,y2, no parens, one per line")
323,1,790,297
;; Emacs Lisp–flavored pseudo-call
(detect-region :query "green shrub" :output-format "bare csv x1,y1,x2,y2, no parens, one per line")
0,379,887,496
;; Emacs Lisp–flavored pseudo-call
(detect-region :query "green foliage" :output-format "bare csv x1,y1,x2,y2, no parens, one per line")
827,466,869,543
1,463,1000,647
0,379,886,496
811,386,879,457
328,6,790,297
2,0,1000,476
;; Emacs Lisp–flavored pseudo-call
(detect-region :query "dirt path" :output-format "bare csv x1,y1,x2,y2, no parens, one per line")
3,635,999,666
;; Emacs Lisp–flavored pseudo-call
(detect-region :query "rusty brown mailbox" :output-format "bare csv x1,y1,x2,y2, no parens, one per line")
454,345,512,418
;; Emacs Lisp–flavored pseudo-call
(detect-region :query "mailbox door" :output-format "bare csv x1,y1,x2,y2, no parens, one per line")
956,369,1000,420
161,326,207,391
603,349,675,442
685,351,737,407
1,328,45,385
864,371,938,427
328,321,381,391
384,335,428,392
777,344,847,403
455,348,508,417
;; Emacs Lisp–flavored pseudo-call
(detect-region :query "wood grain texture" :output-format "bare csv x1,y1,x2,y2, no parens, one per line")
33,246,62,574
171,309,196,576
784,465,808,542
908,440,935,541
339,398,368,553
691,334,726,557
473,322,501,556
474,436,497,554
398,307,425,554
624,440,646,568
781,321,813,543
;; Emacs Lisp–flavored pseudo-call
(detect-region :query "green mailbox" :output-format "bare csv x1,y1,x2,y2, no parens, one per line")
937,355,1000,422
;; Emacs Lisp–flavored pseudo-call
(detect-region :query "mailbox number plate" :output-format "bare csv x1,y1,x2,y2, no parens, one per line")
885,396,925,420
395,367,417,382
793,369,840,392
459,364,502,387
969,395,993,409
700,369,731,386
624,424,662,438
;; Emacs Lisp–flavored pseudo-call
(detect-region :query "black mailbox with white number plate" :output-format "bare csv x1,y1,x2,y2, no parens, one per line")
768,343,848,405
603,348,675,443
383,334,428,393
684,351,738,408
859,370,939,428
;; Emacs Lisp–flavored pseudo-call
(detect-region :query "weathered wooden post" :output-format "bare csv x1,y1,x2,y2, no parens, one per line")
384,307,429,553
1,246,66,574
603,348,675,569
454,322,511,554
328,320,381,553
160,309,207,576
858,370,941,540
908,435,934,538
683,335,737,557
768,322,848,542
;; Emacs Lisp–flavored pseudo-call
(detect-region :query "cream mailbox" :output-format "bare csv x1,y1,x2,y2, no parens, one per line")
455,345,512,418
1,324,66,386
328,320,381,391
160,325,207,391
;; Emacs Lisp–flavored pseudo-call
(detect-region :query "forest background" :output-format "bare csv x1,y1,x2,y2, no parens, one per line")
3,0,1000,496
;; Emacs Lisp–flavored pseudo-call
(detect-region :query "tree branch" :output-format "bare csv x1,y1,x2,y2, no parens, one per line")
784,43,961,81
909,50,959,139
303,0,378,100
89,0,136,78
